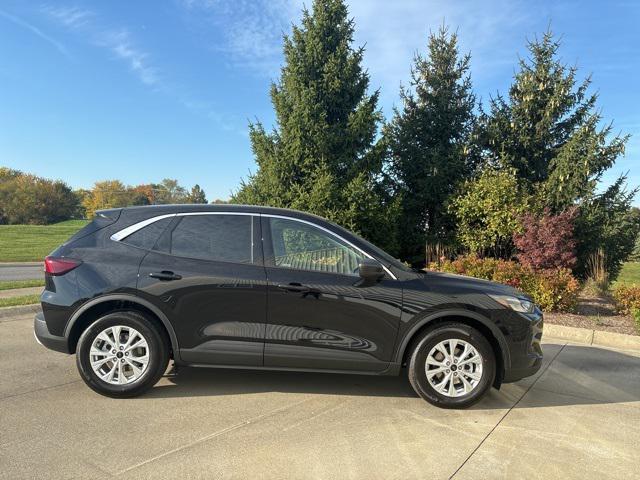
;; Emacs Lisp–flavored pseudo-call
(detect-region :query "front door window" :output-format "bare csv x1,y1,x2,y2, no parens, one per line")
267,218,364,276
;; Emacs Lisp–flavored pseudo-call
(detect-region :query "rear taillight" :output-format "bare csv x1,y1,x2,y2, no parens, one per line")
44,256,82,276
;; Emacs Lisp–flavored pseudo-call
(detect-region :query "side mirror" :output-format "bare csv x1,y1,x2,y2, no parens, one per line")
357,258,385,286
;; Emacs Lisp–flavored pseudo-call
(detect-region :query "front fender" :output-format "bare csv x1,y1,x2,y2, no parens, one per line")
393,308,511,370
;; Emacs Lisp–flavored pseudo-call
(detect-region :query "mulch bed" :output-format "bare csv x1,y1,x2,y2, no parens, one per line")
545,293,639,336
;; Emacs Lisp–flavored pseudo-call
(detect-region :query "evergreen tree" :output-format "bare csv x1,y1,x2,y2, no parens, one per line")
480,30,627,211
631,208,640,262
232,0,397,252
188,184,207,204
575,178,639,279
385,26,476,264
477,30,636,277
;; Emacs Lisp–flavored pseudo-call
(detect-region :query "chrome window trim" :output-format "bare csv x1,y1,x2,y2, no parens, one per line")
109,213,177,241
110,211,397,280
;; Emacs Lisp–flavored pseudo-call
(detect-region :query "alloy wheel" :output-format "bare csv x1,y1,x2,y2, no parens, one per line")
425,338,483,397
89,325,150,385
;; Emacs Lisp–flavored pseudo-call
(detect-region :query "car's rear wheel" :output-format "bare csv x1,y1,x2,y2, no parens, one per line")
408,322,495,409
76,311,169,398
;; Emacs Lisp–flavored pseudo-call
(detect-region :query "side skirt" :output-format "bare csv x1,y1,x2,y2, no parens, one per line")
174,361,402,377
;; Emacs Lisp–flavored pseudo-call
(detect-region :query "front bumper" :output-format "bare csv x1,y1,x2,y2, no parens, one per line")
34,312,69,353
503,354,543,382
503,310,544,383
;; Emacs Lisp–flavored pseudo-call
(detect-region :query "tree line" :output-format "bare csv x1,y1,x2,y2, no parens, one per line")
232,0,639,281
0,169,210,222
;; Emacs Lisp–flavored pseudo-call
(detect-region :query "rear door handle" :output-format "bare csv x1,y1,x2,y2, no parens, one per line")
277,282,310,293
149,271,182,281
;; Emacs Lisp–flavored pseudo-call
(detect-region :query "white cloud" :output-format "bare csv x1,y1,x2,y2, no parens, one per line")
40,3,245,133
347,0,533,111
40,5,92,29
41,4,159,87
179,0,303,76
97,29,159,86
0,8,70,58
178,0,533,112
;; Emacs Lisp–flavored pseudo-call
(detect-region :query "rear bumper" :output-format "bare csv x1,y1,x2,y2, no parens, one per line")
34,312,69,354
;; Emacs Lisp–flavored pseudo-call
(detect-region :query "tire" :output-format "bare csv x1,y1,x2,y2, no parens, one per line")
76,311,169,398
407,322,495,409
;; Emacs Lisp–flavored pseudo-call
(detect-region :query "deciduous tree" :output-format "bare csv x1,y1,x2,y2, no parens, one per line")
0,168,78,224
450,169,529,257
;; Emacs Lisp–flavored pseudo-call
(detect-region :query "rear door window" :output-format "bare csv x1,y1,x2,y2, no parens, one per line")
160,214,254,264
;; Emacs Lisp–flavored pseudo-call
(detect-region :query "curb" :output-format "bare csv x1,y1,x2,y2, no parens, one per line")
0,286,44,299
0,262,42,267
0,304,41,319
545,323,640,352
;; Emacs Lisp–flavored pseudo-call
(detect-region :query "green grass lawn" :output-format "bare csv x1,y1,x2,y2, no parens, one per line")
0,279,45,290
0,220,88,262
616,262,640,286
0,294,40,308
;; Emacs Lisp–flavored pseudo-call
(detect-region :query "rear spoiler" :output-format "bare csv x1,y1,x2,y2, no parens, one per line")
95,208,123,222
61,209,122,246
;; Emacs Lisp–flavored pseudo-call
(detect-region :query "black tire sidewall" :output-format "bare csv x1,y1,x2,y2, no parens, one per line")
409,324,495,409
76,311,168,398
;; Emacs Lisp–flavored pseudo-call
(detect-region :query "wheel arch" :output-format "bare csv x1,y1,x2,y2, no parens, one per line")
395,309,509,388
64,294,180,360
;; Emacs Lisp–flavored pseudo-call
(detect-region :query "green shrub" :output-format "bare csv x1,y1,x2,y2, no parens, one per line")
632,309,640,333
612,284,640,315
526,268,580,313
429,255,579,312
434,255,499,280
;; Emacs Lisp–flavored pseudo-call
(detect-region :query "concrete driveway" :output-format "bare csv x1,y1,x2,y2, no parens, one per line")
2,311,639,479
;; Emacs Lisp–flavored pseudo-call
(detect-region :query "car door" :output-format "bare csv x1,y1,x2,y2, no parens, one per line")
137,213,267,366
261,216,403,372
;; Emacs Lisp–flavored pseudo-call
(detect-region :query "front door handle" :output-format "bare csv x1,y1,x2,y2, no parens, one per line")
149,271,182,281
277,282,311,293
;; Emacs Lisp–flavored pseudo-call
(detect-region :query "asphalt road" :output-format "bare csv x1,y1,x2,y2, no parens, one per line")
0,263,42,281
2,312,639,479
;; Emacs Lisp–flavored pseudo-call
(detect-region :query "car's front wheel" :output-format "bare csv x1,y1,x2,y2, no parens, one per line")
76,311,169,398
408,322,495,409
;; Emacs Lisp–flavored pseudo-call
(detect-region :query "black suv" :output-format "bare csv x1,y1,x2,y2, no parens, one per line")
34,205,543,408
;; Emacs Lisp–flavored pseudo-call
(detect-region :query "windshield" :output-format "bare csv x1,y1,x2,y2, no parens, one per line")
327,221,412,272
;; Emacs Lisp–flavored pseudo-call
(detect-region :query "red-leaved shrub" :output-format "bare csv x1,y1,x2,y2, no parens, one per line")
513,207,577,270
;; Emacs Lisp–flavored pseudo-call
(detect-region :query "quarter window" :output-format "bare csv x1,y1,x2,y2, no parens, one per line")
164,215,253,264
121,217,172,250
267,218,364,275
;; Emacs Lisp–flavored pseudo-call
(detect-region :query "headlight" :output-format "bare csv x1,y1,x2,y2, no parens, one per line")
488,294,535,313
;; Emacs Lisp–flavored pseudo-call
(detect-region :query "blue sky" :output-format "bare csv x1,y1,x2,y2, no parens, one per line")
1,0,638,203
